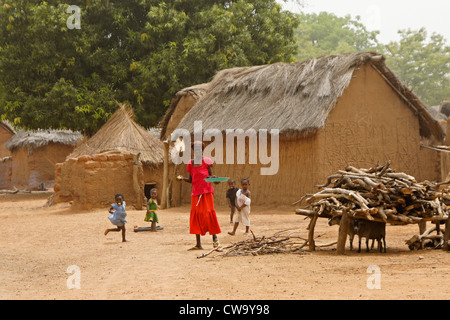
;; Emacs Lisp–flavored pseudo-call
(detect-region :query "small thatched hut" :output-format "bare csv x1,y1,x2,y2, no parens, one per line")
3,129,82,190
164,52,444,207
54,105,166,209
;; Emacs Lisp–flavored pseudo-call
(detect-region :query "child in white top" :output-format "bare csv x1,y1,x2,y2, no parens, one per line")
228,178,251,235
104,193,128,242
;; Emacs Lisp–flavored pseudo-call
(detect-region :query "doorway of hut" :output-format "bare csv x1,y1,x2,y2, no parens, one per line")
144,183,157,201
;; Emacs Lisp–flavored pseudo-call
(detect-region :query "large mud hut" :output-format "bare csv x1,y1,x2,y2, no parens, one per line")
53,105,167,209
163,52,444,207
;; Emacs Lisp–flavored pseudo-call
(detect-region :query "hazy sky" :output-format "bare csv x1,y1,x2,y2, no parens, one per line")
279,0,450,44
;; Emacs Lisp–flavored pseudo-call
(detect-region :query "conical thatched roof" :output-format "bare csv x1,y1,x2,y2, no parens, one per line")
69,105,164,166
175,52,443,140
6,129,82,152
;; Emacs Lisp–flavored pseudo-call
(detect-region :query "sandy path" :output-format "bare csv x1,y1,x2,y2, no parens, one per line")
0,193,449,300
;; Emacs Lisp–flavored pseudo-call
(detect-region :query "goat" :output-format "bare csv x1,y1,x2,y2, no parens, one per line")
353,219,386,253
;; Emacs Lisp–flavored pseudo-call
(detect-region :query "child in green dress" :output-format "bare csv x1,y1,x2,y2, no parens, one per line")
145,188,160,231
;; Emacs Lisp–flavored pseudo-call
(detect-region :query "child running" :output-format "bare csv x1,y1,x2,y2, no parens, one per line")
145,188,160,232
228,178,251,235
104,193,128,242
226,179,239,224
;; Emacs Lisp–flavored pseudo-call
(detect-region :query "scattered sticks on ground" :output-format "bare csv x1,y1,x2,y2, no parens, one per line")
197,230,335,259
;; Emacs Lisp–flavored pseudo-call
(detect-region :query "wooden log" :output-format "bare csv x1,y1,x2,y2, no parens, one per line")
295,209,315,217
132,153,143,210
307,205,323,251
0,187,19,194
377,207,388,222
377,160,392,177
161,139,170,209
337,208,349,255
444,217,450,251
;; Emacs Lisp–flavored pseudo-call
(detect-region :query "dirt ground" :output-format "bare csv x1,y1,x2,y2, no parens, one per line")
0,192,448,300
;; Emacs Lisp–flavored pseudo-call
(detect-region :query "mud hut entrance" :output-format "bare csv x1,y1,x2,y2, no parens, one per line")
144,183,157,200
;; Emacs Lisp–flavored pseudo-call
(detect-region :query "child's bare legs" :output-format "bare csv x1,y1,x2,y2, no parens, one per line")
104,225,127,242
229,206,235,224
151,221,157,232
228,222,239,235
244,225,250,234
121,225,126,242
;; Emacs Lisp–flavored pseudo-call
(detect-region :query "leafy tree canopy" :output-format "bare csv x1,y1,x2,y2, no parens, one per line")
383,28,450,107
294,12,381,61
0,0,299,135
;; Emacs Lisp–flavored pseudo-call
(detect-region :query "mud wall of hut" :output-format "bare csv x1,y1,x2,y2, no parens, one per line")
170,136,317,208
0,126,13,158
314,63,440,186
9,143,75,190
54,151,145,210
440,120,450,181
0,157,12,189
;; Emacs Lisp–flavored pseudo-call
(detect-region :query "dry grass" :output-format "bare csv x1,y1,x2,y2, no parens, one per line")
6,129,82,152
69,104,164,166
174,52,442,140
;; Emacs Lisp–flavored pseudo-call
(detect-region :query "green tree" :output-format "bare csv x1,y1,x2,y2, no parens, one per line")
128,0,299,126
294,12,381,61
383,28,450,106
0,0,299,134
0,1,123,134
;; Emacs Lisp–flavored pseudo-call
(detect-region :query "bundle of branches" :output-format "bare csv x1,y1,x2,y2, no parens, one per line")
197,230,335,259
295,161,450,225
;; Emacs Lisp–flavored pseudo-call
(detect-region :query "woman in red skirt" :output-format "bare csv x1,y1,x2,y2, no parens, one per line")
178,141,221,250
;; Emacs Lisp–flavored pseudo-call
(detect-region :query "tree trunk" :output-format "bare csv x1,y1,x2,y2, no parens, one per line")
161,140,169,209
132,153,142,210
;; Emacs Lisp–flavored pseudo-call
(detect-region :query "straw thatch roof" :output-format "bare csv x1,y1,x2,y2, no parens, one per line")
159,83,210,139
6,129,82,152
175,52,444,140
440,100,450,118
427,105,447,121
69,104,164,166
0,120,16,135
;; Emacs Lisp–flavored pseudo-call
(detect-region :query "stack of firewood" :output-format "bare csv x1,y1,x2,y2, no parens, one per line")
295,161,450,225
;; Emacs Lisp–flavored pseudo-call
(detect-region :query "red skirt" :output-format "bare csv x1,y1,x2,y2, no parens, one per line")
190,193,221,236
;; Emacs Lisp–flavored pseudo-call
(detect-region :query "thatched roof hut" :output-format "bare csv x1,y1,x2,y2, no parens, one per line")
54,105,168,209
4,129,83,190
6,129,82,153
69,104,164,166
167,51,444,207
160,83,210,140
175,52,443,140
